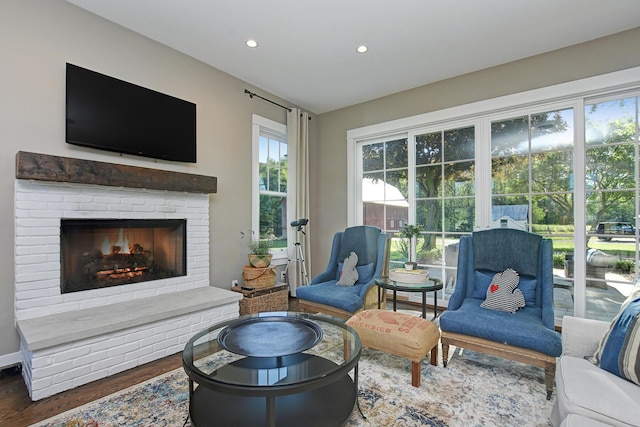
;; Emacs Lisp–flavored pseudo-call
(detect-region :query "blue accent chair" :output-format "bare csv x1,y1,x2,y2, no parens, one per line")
296,225,389,320
439,228,562,399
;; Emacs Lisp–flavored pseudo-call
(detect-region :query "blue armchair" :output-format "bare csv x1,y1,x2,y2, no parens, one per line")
439,228,562,399
296,225,389,320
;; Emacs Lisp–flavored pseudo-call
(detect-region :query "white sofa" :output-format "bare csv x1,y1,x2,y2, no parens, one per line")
551,315,640,427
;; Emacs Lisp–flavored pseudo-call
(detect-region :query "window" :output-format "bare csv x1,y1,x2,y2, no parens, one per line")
583,94,639,320
348,67,640,322
357,125,476,304
490,107,575,240
360,137,409,232
252,115,290,259
414,125,476,299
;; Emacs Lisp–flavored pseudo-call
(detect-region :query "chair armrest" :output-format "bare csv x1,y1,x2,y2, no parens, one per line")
309,269,334,286
561,315,610,358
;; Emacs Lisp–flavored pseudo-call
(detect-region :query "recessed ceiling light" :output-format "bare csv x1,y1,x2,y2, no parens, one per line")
356,45,368,54
246,39,258,48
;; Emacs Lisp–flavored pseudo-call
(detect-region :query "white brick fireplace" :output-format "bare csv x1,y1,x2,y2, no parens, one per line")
13,152,241,400
14,180,212,319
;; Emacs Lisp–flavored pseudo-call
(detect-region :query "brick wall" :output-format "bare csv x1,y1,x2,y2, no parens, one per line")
14,180,211,321
21,303,237,400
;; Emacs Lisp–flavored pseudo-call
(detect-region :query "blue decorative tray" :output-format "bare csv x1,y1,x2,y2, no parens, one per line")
217,316,323,357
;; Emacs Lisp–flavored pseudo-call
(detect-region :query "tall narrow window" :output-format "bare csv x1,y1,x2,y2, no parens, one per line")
415,126,475,299
252,116,290,256
583,95,639,318
259,131,287,242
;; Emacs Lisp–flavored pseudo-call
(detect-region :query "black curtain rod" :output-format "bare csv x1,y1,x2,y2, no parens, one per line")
244,89,292,112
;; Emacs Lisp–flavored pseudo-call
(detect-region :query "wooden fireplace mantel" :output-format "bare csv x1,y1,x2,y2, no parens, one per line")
16,151,217,194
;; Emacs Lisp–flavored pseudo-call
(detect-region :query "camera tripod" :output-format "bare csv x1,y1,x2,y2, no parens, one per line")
283,226,309,287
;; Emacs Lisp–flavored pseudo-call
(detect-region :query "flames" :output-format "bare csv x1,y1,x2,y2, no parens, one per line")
102,228,131,254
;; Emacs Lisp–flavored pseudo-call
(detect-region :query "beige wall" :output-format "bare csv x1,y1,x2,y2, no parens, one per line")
0,0,307,359
312,27,640,277
2,0,639,362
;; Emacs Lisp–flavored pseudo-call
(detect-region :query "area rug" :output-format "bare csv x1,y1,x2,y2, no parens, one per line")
31,347,554,427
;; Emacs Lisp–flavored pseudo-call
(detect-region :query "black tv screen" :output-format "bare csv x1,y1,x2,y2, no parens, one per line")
66,63,196,163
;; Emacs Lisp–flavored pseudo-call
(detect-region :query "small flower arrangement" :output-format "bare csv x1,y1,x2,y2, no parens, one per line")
241,229,274,267
248,237,273,256
398,224,424,267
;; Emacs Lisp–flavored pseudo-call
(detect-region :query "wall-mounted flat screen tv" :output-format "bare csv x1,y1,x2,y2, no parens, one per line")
66,63,196,163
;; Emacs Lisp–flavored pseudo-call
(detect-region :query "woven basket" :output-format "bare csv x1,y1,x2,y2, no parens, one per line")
242,265,276,289
248,254,272,268
239,287,288,315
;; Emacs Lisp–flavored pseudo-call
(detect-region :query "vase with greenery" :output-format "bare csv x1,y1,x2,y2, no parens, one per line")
247,235,274,268
398,224,424,269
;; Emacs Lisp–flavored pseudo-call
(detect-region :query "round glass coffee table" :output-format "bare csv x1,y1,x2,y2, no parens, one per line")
182,312,361,427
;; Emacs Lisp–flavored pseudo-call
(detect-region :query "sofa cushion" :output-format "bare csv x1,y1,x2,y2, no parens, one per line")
519,275,537,307
439,298,562,357
597,294,640,385
589,287,640,374
555,355,640,426
472,269,495,299
559,414,617,427
295,280,367,313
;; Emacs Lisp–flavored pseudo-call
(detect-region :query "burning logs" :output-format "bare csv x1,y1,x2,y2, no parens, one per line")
82,244,154,281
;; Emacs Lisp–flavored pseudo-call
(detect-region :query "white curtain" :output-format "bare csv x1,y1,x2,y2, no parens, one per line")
287,108,310,296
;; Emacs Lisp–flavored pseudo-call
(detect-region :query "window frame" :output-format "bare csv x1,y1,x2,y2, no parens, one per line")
252,114,290,263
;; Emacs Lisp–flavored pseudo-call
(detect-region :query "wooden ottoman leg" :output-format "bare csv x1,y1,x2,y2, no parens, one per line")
343,338,351,361
430,343,438,366
411,361,421,387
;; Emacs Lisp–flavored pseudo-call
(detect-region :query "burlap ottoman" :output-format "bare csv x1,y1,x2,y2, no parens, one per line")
346,309,440,387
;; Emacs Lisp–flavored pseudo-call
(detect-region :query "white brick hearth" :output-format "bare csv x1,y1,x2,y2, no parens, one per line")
14,174,240,400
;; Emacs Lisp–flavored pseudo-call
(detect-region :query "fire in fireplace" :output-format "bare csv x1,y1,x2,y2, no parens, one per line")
60,219,187,293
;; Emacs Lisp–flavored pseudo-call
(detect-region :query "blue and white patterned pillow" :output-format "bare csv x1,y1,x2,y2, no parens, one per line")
591,288,640,385
480,268,525,313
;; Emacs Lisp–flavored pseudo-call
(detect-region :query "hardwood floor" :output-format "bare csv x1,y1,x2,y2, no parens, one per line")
0,296,426,426
0,353,182,427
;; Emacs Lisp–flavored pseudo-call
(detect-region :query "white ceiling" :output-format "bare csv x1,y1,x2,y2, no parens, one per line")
67,0,640,114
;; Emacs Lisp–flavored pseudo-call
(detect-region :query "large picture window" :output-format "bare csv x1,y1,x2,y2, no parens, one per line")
348,68,640,323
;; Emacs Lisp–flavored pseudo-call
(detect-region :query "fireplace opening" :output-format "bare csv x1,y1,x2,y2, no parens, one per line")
61,219,187,293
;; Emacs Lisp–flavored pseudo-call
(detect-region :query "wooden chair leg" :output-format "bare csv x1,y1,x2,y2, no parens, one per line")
411,361,421,387
544,361,555,400
442,341,449,367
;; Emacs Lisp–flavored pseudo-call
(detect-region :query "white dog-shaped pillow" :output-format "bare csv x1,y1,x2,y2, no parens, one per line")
337,251,359,286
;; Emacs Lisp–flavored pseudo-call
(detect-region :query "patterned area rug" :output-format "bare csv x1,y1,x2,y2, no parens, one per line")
31,347,554,427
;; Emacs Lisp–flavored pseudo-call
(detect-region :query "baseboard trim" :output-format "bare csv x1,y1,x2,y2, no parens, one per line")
0,351,21,369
